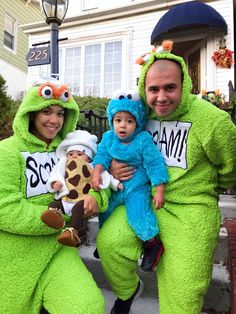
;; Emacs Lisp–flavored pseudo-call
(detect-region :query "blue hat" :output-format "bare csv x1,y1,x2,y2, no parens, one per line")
107,90,147,141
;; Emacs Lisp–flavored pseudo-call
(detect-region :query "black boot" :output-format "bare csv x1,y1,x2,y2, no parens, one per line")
110,280,144,314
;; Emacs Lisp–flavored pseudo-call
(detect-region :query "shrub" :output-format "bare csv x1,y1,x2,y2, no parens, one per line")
0,76,20,140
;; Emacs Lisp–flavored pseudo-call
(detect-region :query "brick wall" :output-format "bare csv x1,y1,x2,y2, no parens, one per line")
224,218,236,314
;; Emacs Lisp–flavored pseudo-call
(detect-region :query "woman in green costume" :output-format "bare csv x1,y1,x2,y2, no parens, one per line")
0,79,104,314
86,44,236,314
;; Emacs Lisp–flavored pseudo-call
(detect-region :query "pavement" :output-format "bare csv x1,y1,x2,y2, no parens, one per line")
78,194,236,314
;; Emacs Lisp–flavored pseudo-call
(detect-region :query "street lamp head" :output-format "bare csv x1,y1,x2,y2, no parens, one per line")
40,0,69,26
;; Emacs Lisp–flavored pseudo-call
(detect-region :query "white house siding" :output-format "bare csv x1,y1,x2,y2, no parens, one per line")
25,0,234,100
0,58,27,100
66,0,147,17
212,0,234,98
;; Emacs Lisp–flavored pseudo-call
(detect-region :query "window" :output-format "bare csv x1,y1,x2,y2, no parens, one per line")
104,42,122,97
81,0,98,11
4,14,16,51
63,41,122,98
84,44,101,96
65,47,81,94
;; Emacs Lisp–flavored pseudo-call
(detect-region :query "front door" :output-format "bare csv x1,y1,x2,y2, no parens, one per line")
188,48,201,94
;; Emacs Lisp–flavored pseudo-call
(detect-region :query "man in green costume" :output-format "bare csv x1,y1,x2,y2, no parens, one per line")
86,45,236,314
0,79,104,313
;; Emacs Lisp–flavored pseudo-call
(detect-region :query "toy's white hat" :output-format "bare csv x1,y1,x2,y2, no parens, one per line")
56,130,98,159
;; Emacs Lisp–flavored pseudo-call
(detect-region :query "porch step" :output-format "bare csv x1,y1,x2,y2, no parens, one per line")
79,194,234,313
79,245,230,314
219,194,236,222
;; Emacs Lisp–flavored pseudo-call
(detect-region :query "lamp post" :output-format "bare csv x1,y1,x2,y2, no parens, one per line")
40,0,69,79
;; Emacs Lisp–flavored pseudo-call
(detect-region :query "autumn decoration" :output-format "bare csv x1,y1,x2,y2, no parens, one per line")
212,39,234,69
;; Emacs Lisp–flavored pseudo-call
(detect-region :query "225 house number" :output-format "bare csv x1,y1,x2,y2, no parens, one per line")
28,49,48,61
26,47,50,66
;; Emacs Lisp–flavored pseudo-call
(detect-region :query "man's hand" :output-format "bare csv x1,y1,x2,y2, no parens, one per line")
83,195,99,218
110,159,136,181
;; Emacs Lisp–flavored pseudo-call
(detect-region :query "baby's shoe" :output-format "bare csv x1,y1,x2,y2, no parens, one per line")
57,227,81,247
141,236,164,271
41,208,64,229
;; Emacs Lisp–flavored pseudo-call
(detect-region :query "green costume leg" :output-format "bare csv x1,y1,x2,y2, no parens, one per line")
97,204,220,314
156,205,220,314
40,246,104,314
97,205,143,300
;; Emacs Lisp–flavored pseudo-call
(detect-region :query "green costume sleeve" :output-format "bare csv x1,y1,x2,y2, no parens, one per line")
89,188,111,213
0,141,57,235
201,112,236,190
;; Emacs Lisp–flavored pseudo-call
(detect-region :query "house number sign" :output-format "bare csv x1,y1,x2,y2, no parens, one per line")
26,47,50,66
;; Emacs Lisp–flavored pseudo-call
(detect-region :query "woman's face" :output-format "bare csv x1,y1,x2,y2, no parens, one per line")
31,105,65,144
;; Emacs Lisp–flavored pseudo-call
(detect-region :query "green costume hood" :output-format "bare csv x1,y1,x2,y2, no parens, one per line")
13,80,79,146
138,52,192,121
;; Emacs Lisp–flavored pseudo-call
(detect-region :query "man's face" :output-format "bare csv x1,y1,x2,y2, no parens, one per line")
145,60,182,117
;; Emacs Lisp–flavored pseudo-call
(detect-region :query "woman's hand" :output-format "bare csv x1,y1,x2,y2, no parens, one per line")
110,159,135,181
83,195,99,218
92,165,104,191
52,181,63,191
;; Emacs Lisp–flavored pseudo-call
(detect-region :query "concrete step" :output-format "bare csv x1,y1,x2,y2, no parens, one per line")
219,194,236,222
79,245,230,314
79,194,235,313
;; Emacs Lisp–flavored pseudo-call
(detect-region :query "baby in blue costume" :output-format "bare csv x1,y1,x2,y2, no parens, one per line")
92,90,169,271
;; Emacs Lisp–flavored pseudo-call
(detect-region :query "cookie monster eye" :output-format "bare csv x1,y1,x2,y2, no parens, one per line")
126,90,140,101
112,90,126,100
41,85,53,99
59,89,69,102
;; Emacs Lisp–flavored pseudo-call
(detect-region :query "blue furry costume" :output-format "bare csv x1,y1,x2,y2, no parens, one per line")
93,91,169,241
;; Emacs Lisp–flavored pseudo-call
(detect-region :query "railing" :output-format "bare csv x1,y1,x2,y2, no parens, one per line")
76,110,109,142
221,105,236,124
77,100,236,142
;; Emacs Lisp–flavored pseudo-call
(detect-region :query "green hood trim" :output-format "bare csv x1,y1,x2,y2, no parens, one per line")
138,52,192,121
13,84,79,146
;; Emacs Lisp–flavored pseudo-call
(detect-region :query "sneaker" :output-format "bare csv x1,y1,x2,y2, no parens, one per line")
141,236,164,271
110,280,144,314
93,248,100,259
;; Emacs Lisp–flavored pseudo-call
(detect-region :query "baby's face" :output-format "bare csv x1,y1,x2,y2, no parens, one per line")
113,111,137,140
66,150,90,162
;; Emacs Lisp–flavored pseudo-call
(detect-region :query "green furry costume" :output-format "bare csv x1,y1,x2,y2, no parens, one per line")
96,52,236,313
0,81,104,314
